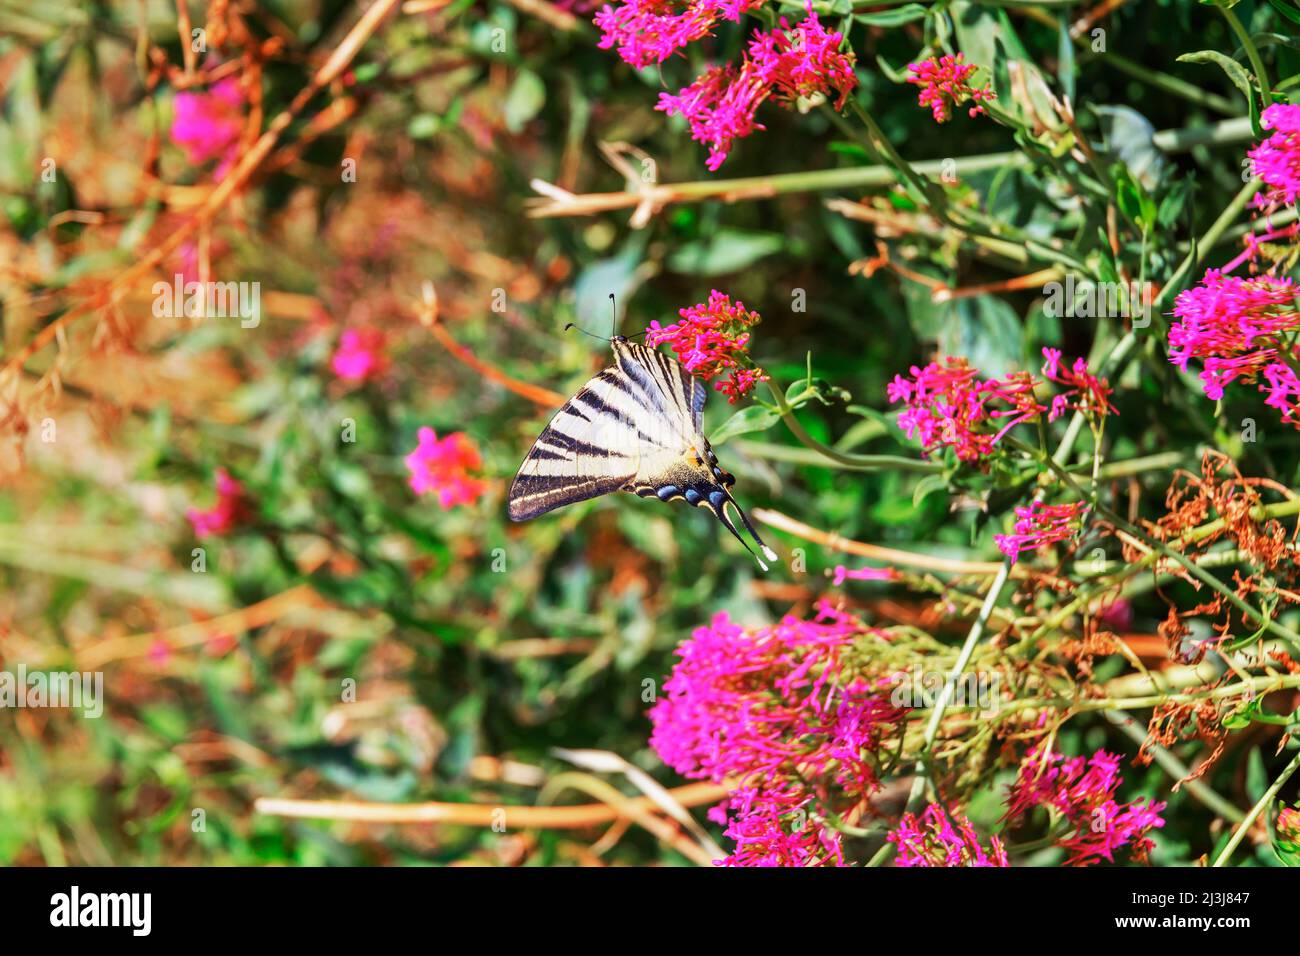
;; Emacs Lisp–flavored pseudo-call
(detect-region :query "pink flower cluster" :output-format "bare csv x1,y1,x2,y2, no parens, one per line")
1168,268,1300,423
1005,746,1165,866
404,427,488,509
646,290,768,401
595,0,762,69
649,603,907,865
331,329,388,382
906,54,995,123
186,468,249,538
994,500,1087,564
887,358,1044,461
656,12,857,170
888,804,1008,867
171,77,246,176
1248,103,1300,208
1041,347,1116,421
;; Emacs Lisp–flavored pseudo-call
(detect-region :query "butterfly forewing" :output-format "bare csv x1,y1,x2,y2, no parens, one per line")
507,358,660,521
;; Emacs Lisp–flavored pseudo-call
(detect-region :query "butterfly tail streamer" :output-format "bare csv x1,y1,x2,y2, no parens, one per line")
706,491,779,572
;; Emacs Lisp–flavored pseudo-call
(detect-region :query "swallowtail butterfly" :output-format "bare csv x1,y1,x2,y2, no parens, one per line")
507,334,779,571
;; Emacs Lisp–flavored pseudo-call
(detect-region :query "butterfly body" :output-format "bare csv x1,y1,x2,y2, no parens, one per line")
508,336,778,570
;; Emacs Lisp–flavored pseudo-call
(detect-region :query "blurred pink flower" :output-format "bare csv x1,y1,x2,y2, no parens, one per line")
646,290,768,401
831,564,900,586
404,427,488,508
889,804,1009,867
171,78,246,176
887,358,1045,461
148,639,172,665
995,500,1086,564
656,11,856,170
331,328,388,382
649,603,907,865
186,467,249,538
907,54,995,123
1248,103,1300,207
1004,745,1165,866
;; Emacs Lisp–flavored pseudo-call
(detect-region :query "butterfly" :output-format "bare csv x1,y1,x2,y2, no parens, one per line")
507,334,779,571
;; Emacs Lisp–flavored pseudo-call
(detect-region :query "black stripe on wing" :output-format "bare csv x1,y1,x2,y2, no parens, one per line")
507,384,638,522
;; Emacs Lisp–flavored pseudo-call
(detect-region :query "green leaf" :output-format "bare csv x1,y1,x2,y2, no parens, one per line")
1266,0,1300,28
504,69,546,133
666,229,785,275
1177,50,1254,100
710,404,780,445
856,3,928,27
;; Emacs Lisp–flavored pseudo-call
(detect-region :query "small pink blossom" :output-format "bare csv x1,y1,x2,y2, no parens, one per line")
657,62,769,172
186,468,249,538
1040,348,1116,421
149,639,172,665
594,0,755,69
646,290,768,401
906,54,995,123
887,358,1045,461
171,78,246,176
994,500,1086,564
1248,103,1300,207
889,804,1009,867
1004,745,1165,866
404,427,488,508
331,328,388,382
831,564,900,586
656,11,856,170
1168,269,1300,419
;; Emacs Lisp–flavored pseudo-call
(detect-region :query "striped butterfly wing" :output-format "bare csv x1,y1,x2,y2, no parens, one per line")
506,356,683,521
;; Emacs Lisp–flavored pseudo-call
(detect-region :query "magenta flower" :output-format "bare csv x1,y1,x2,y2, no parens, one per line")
646,290,768,401
1005,746,1165,866
656,62,769,172
1248,103,1300,207
906,54,995,123
889,804,1009,867
171,78,246,176
831,564,900,585
186,467,249,538
994,500,1086,564
656,10,857,170
746,11,857,109
650,603,907,865
887,358,1045,461
404,428,488,508
1040,348,1116,421
595,1,733,69
331,329,388,382
1168,269,1300,411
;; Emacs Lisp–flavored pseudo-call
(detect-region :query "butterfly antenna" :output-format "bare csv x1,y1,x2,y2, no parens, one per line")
609,293,617,338
563,322,610,343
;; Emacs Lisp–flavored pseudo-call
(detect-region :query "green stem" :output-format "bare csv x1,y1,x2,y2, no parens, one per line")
1218,2,1273,108
765,380,943,472
872,559,1014,866
1102,709,1245,824
1212,748,1300,866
